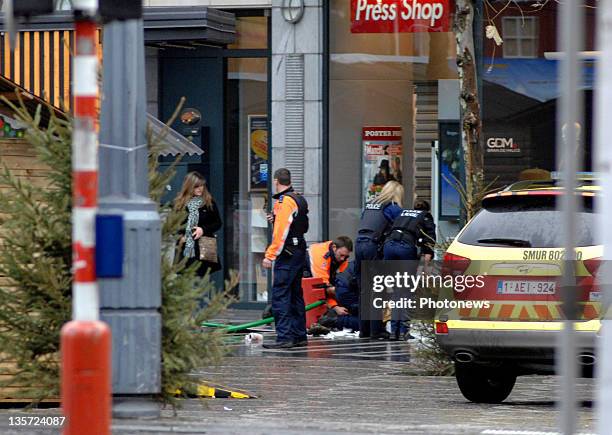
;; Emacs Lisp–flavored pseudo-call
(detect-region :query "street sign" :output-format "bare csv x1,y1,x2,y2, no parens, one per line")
350,0,451,33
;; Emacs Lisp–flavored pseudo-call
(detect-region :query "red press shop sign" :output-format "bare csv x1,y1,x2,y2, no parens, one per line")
351,0,452,33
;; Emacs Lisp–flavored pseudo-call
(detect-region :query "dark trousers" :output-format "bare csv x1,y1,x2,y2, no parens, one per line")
271,249,307,343
383,240,418,335
355,236,384,337
336,285,360,331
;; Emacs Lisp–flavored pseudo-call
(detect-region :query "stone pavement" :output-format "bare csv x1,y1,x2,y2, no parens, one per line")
0,334,596,434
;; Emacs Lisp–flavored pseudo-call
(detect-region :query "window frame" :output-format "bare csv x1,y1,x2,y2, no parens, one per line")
502,16,539,59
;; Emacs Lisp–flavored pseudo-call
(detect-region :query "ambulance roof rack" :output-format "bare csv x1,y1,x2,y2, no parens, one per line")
503,172,599,192
550,171,599,181
502,180,556,192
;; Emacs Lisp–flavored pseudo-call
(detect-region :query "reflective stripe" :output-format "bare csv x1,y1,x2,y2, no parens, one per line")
455,301,599,321
72,0,98,15
73,207,96,246
73,56,98,96
444,319,600,332
307,247,316,277
73,282,99,321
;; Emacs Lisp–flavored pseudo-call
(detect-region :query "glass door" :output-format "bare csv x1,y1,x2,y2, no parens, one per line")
225,57,270,302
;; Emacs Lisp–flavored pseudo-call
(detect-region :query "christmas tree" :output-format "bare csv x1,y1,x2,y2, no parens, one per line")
0,96,233,406
147,105,235,406
0,101,71,403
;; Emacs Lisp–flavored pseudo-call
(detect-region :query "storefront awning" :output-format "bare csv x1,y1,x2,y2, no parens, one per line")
484,58,594,103
0,75,63,125
147,113,203,157
0,76,195,156
0,7,235,111
0,7,236,45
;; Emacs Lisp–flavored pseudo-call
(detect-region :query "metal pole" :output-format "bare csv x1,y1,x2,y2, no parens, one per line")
557,0,583,433
61,1,112,434
98,15,162,418
595,0,612,432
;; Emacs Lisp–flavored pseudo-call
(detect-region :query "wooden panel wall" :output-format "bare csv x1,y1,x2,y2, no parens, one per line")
0,31,103,111
0,138,55,401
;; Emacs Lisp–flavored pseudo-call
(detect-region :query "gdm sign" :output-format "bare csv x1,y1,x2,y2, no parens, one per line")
486,137,521,154
350,0,451,33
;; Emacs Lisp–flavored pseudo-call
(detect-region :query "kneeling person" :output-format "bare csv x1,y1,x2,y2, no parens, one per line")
324,261,359,331
306,236,358,331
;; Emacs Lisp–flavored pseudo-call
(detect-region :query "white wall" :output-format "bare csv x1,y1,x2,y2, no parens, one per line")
271,0,324,243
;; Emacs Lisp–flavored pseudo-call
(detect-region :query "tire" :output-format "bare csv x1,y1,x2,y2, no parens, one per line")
455,362,516,403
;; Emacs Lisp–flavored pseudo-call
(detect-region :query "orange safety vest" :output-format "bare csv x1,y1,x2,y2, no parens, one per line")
265,195,299,261
307,241,348,308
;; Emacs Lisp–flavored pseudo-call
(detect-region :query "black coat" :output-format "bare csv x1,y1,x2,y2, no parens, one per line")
178,199,222,276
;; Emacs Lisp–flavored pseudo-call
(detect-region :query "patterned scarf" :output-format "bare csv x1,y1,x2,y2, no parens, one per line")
183,197,203,258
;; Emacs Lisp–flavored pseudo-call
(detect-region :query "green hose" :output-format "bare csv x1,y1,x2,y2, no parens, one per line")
202,300,326,333
201,322,228,328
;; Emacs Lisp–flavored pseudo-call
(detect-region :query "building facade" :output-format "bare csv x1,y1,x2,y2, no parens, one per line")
0,0,598,305
142,0,324,304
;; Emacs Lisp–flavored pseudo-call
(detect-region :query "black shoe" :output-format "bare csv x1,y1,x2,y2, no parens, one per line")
307,324,330,336
318,309,338,328
293,339,308,347
372,331,390,340
403,333,416,341
262,341,295,349
359,332,371,339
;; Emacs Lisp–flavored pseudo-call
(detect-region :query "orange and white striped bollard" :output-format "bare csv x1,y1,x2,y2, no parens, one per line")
60,1,111,434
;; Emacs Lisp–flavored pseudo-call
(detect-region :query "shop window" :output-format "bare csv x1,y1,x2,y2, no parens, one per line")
225,57,269,302
55,0,71,9
228,17,268,50
328,0,458,240
502,17,538,58
483,3,596,189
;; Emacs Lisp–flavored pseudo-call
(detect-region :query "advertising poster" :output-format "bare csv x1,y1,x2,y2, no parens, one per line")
438,121,463,220
362,126,403,205
248,115,269,191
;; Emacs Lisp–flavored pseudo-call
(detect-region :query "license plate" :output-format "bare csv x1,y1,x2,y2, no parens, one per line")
496,280,556,295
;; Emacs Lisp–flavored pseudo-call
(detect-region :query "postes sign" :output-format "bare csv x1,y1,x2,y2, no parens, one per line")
350,0,452,33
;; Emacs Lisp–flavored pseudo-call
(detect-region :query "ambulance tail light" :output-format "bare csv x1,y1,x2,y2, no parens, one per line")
442,253,471,276
435,322,449,335
584,257,602,277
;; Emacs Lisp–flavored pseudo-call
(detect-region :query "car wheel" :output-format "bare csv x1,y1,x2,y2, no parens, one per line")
455,362,516,403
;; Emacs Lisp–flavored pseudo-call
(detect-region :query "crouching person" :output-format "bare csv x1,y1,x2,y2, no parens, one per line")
326,261,359,331
305,236,357,333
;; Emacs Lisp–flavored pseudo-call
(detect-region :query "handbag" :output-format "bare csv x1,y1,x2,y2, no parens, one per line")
198,235,218,263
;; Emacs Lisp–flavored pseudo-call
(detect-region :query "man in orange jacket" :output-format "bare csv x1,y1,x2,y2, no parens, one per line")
305,236,359,331
262,168,309,349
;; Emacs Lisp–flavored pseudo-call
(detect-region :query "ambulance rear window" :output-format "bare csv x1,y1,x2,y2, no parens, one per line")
458,197,598,248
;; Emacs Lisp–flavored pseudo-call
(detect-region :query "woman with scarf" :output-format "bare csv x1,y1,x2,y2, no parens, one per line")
175,171,222,277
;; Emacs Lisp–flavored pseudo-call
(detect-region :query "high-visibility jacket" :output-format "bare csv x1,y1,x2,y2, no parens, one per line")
265,187,309,261
307,241,348,308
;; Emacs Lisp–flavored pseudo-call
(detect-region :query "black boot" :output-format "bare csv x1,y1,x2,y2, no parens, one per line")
317,309,338,329
371,331,390,340
262,341,295,349
307,324,330,336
